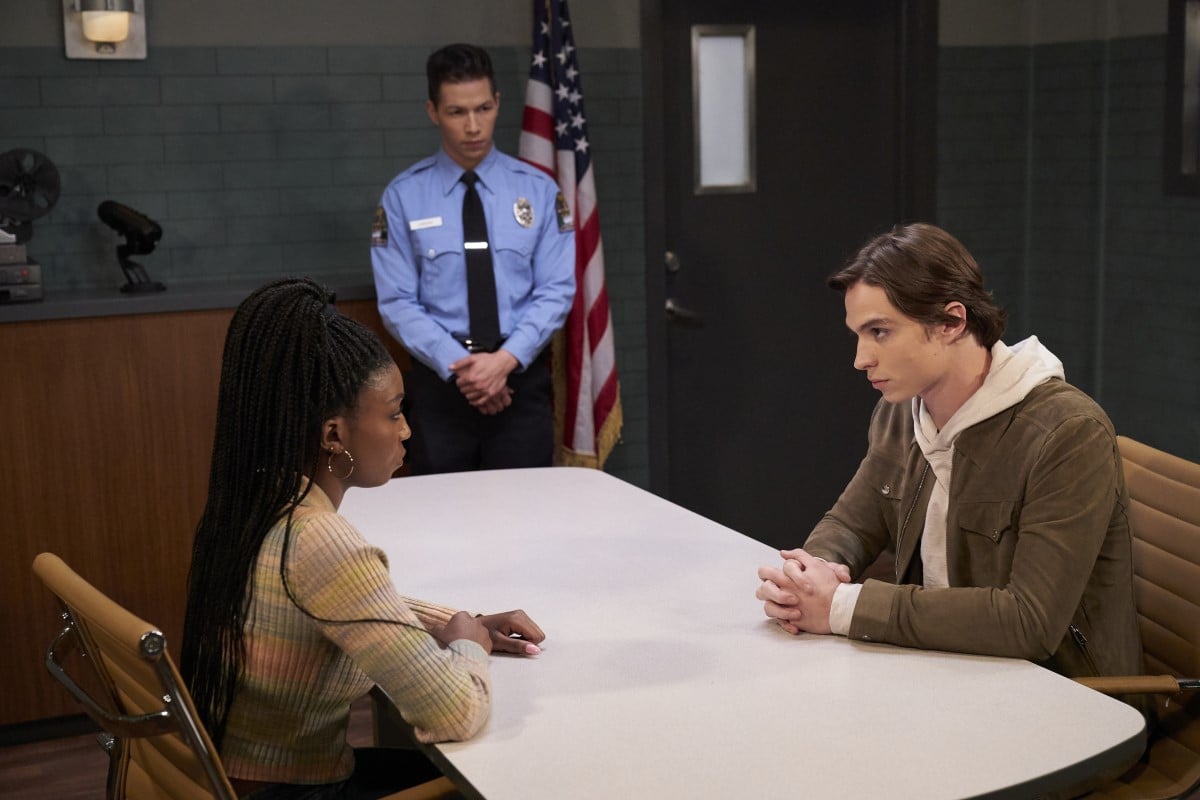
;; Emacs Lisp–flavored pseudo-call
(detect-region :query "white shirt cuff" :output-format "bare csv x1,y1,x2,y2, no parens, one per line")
829,582,863,637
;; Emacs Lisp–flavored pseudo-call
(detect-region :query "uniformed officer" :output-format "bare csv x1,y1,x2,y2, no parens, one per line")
371,43,576,473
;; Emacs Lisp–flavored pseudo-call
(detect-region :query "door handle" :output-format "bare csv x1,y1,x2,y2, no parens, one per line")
665,297,703,325
664,251,702,324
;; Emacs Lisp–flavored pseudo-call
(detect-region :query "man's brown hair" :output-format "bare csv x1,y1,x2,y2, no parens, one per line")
828,223,1007,348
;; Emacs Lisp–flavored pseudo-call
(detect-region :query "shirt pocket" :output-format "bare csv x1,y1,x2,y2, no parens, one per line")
956,500,1016,544
493,225,536,259
411,227,463,307
492,225,538,300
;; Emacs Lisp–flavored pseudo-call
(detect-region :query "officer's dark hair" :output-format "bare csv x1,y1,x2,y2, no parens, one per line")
427,43,496,104
180,276,393,749
827,222,1008,348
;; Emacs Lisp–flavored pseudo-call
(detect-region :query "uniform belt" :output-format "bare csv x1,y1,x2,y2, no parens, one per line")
456,337,505,354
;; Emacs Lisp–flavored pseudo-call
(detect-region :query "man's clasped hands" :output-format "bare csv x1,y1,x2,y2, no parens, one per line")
755,549,853,636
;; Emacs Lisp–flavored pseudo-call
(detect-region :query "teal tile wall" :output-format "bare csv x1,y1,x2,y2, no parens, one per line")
0,43,648,487
938,35,1200,460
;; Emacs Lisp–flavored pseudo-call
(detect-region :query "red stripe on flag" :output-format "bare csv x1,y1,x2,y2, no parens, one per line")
522,105,555,142
519,155,557,181
594,369,619,422
576,204,600,262
560,282,587,450
586,289,611,352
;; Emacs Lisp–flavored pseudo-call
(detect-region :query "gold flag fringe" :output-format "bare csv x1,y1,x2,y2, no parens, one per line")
551,329,624,470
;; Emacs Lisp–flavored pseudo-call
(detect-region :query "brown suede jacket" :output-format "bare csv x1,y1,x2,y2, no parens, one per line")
805,378,1144,684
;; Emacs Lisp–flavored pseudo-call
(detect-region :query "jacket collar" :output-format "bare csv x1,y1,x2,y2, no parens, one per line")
948,378,1063,469
949,403,1020,471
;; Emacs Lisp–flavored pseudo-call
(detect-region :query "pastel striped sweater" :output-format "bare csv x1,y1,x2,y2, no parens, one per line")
219,483,491,785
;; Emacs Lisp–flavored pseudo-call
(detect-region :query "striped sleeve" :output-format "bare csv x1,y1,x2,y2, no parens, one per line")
400,596,457,629
287,511,491,743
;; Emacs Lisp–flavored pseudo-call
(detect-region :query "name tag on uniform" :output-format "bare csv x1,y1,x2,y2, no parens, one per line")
409,216,443,231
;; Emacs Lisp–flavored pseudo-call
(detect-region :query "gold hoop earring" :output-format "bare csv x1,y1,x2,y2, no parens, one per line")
327,448,355,479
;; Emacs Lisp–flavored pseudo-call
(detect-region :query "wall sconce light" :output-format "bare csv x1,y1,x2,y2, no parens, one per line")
63,0,147,60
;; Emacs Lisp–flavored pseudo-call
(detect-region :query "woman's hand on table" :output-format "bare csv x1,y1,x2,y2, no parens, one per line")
476,610,545,656
434,610,494,653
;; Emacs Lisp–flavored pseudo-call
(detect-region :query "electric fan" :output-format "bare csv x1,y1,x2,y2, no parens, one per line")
0,148,60,244
0,148,58,303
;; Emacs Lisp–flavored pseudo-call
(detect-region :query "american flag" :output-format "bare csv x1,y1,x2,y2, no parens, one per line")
519,0,622,469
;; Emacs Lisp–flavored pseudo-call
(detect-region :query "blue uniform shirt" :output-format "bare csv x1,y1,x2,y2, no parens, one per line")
371,147,576,380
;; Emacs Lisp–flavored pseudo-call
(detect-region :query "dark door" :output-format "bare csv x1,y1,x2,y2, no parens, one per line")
644,1,936,548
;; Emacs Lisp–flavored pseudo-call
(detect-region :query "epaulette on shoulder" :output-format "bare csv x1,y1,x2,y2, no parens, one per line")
396,155,438,182
503,155,558,188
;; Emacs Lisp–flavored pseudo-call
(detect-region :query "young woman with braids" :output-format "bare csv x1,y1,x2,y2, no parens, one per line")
181,277,544,799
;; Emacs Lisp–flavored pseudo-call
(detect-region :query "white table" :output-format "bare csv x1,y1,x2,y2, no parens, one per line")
341,467,1145,800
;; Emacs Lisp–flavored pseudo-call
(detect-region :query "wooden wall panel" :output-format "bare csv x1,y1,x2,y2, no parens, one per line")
0,299,406,728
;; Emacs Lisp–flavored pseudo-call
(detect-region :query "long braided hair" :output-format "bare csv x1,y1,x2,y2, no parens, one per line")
180,277,393,748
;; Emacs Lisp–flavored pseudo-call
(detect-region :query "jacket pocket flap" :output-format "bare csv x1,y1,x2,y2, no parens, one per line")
956,501,1015,542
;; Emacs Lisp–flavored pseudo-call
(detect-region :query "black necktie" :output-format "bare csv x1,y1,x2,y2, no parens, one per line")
461,170,500,351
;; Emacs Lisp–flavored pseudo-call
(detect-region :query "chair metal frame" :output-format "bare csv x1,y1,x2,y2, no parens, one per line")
45,612,233,797
35,552,236,799
35,552,459,800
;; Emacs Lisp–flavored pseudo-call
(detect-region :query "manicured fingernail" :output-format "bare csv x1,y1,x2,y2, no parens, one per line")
525,643,541,655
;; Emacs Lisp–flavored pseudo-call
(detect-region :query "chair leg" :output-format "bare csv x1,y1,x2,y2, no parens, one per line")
379,776,459,800
103,737,129,800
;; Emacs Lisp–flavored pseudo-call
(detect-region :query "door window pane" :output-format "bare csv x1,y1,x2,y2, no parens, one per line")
693,25,756,193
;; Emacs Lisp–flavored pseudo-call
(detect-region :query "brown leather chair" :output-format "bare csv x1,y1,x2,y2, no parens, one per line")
1075,437,1200,799
33,552,457,800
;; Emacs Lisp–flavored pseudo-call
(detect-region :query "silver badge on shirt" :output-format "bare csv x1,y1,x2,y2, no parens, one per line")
513,197,534,228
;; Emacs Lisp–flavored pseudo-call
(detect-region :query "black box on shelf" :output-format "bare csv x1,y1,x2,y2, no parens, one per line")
0,260,43,303
0,243,29,265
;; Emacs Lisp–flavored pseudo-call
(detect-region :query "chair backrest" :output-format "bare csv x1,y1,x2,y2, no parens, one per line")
32,552,236,800
1117,436,1200,681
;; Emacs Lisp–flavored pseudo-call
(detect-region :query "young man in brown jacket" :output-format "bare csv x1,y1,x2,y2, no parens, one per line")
756,223,1144,690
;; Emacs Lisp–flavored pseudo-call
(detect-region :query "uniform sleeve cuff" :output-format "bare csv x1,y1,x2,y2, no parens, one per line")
430,339,470,381
500,334,538,370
